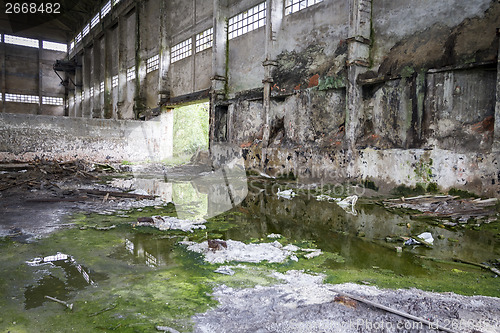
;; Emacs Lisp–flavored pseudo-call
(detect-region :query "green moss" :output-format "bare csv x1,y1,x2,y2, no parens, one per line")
392,184,426,196
362,178,379,191
318,75,346,90
400,66,415,79
448,188,480,199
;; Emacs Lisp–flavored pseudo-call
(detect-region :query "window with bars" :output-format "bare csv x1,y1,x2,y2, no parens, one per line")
4,34,39,48
42,96,64,105
5,93,39,104
146,55,159,73
81,90,85,102
228,2,266,40
69,40,75,51
127,66,135,81
43,41,66,52
101,1,112,18
100,81,104,93
0,93,2,101
82,24,90,37
285,0,323,15
91,13,100,29
171,38,192,63
113,0,121,5
112,75,119,88
89,87,94,98
195,28,213,53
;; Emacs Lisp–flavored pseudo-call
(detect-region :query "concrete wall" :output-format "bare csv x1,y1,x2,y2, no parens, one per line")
0,112,173,163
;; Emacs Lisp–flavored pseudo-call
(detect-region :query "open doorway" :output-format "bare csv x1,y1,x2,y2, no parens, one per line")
169,101,210,165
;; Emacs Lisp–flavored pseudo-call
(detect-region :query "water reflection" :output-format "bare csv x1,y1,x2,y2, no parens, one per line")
111,234,178,268
24,253,105,309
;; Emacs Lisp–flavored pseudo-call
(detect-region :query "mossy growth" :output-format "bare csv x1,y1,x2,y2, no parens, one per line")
448,188,480,199
391,183,426,196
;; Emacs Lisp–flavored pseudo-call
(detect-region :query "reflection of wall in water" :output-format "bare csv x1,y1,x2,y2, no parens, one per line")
125,236,176,267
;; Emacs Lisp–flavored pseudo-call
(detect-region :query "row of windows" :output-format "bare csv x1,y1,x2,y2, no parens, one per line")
228,2,266,40
0,34,66,52
0,93,63,105
70,0,115,51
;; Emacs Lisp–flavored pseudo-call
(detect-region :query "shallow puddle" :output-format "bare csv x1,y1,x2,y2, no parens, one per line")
0,174,498,332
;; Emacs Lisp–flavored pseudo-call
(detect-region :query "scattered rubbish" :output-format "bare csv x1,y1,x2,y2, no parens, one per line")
208,239,228,251
130,189,150,196
84,189,155,200
214,266,235,276
134,216,206,233
182,239,300,264
395,246,403,253
303,249,322,259
44,295,73,311
453,258,500,276
267,233,282,239
328,290,459,333
155,325,180,333
383,195,498,222
315,194,336,201
277,188,296,199
417,232,434,244
333,295,358,308
335,195,358,215
404,238,420,246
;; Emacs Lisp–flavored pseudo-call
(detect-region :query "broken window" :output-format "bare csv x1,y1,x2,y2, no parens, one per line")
43,41,66,52
214,105,228,142
42,96,63,106
4,34,39,48
171,38,192,63
146,54,159,73
5,93,39,104
228,2,266,40
127,66,135,81
285,0,323,15
195,28,213,53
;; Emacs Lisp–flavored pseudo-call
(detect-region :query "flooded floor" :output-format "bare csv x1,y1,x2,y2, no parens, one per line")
0,166,499,332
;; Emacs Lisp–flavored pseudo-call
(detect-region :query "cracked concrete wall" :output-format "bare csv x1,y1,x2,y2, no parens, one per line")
0,112,173,163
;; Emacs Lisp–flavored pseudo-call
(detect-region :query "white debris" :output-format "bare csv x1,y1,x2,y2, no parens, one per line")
277,188,296,199
303,249,322,259
214,266,235,276
315,194,335,201
336,195,358,208
183,240,299,264
267,233,282,239
130,189,150,196
417,232,434,244
137,216,207,233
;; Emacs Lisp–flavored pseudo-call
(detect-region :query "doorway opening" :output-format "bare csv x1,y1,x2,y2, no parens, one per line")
170,101,210,165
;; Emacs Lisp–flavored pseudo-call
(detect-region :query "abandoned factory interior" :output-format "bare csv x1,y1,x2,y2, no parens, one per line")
0,0,499,332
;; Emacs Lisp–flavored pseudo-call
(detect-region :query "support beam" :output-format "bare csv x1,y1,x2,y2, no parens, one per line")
157,0,171,105
117,15,127,119
1,39,6,113
494,28,500,152
134,0,147,119
103,29,113,119
37,43,42,115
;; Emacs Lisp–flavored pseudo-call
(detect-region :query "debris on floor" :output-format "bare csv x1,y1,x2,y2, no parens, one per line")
134,216,207,232
277,188,296,199
181,239,322,264
383,195,498,222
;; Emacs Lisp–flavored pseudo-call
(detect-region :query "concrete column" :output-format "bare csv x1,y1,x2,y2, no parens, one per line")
92,41,101,118
209,0,229,148
74,54,83,117
117,15,127,118
345,0,372,177
103,29,113,119
160,107,174,159
157,0,171,105
38,42,42,115
1,39,6,113
82,50,90,118
494,28,500,152
134,0,147,118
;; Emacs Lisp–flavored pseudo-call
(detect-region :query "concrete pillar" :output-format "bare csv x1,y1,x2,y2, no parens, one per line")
117,15,127,118
1,39,6,113
157,0,171,105
92,41,101,118
494,28,500,152
38,43,42,115
209,0,229,148
261,0,283,150
134,0,147,118
160,107,174,159
345,0,372,177
103,29,113,119
74,54,83,117
82,50,90,118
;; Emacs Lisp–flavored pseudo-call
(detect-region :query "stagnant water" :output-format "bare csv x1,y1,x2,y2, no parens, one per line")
0,173,498,332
